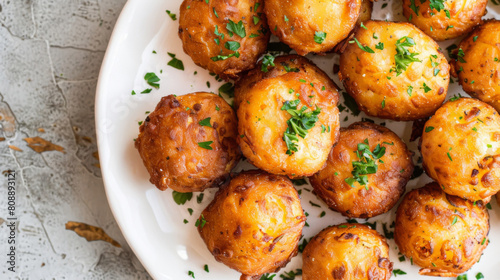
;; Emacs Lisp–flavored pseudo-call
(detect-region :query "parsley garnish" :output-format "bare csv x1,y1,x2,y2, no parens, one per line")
253,15,260,25
141,88,152,94
261,54,275,72
473,36,479,42
451,216,458,225
344,139,386,189
375,42,384,50
449,94,462,101
144,72,160,89
407,85,413,96
226,19,246,38
210,52,240,61
393,269,407,276
214,25,224,44
476,272,484,279
166,10,177,21
352,38,374,53
409,0,419,15
425,126,434,132
281,100,321,155
218,82,234,97
421,83,431,93
457,48,466,63
429,0,445,11
260,274,276,280
167,53,184,70
195,214,207,228
188,271,195,278
392,36,421,75
280,269,302,280
199,117,212,127
198,141,214,150
456,275,467,280
172,191,193,205
204,264,209,273
225,41,240,51
314,31,327,44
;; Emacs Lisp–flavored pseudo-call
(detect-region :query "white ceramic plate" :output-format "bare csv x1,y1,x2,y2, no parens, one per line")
96,0,500,279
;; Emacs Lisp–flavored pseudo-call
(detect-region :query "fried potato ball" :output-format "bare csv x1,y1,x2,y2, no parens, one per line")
451,20,500,112
310,122,413,218
197,170,306,279
357,0,373,25
402,0,487,41
235,55,340,178
395,182,490,277
135,93,241,192
263,0,362,55
421,97,500,201
178,0,269,80
339,20,449,121
302,224,393,280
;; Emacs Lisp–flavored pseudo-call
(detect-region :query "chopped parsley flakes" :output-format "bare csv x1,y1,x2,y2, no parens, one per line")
167,52,184,70
281,100,321,155
344,139,386,189
392,36,421,76
314,31,327,44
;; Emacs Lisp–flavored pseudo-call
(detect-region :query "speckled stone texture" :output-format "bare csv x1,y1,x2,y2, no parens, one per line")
0,0,151,278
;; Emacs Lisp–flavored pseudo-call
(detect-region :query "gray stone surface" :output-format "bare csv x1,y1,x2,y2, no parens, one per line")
0,0,151,279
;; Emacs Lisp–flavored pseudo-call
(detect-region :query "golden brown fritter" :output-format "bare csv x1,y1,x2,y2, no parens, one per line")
310,122,413,218
235,55,340,178
357,0,373,25
395,182,490,277
264,0,362,55
135,93,240,192
178,0,269,80
197,170,306,280
403,0,487,41
451,20,500,112
302,224,393,280
339,20,449,121
421,97,500,201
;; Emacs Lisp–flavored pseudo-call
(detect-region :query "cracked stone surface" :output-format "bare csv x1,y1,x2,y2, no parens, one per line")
0,0,151,278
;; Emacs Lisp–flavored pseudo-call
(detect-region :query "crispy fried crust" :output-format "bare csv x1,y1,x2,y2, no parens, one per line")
135,93,241,192
357,0,373,25
264,0,362,55
395,183,490,276
451,20,500,112
310,122,413,218
198,170,306,279
402,0,487,41
339,20,449,121
235,55,340,178
421,97,500,201
303,224,393,280
178,0,269,80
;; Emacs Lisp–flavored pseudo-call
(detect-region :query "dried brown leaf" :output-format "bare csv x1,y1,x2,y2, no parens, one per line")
65,221,121,247
23,136,65,153
8,145,22,152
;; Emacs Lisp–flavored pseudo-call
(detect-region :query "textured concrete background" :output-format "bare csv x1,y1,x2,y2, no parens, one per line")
0,0,151,279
